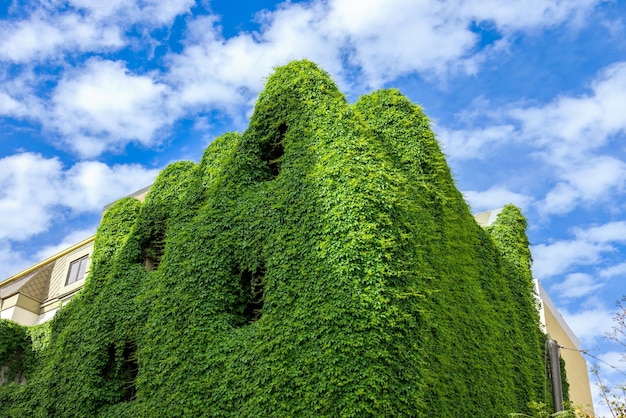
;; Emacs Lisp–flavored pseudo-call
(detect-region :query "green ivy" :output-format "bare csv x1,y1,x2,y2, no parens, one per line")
0,320,30,384
485,205,551,410
0,60,563,417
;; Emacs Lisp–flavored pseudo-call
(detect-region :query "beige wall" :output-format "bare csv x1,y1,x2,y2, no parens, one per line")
2,305,39,326
1,186,150,327
0,294,40,326
0,239,94,326
538,283,595,416
473,208,503,227
47,242,93,301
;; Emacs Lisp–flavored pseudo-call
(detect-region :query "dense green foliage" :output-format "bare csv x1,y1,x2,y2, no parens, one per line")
0,320,30,384
1,61,557,417
486,206,553,407
0,320,49,412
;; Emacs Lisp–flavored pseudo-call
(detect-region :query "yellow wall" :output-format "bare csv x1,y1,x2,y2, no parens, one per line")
0,294,40,326
0,239,94,326
47,242,93,301
539,285,595,416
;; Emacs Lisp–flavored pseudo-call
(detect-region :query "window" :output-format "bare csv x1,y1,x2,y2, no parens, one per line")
66,255,89,285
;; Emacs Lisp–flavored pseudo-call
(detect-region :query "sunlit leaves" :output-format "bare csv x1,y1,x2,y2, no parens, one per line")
0,60,552,417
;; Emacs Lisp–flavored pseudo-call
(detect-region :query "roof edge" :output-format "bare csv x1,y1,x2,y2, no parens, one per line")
1,235,96,287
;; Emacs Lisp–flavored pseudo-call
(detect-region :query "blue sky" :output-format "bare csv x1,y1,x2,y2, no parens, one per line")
1,0,625,413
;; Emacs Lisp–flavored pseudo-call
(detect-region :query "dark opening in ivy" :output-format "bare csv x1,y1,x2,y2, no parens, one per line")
103,344,116,384
260,123,286,177
0,347,26,385
102,342,138,401
239,264,266,324
142,232,165,272
121,341,138,401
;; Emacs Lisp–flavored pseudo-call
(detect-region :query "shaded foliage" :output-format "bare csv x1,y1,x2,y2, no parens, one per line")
0,320,30,385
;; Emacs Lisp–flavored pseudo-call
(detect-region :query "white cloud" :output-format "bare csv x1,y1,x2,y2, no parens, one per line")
561,306,615,344
0,0,608,156
439,62,626,215
165,17,265,110
540,183,580,216
166,8,342,113
1,58,176,158
532,220,626,279
0,92,26,116
63,161,158,212
0,0,610,157
463,185,532,212
0,67,43,118
550,273,603,299
574,221,626,243
439,61,626,152
50,58,172,157
533,74,626,212
532,239,609,279
66,0,194,25
34,228,97,261
325,0,478,85
460,0,599,32
0,242,33,282
437,124,515,160
597,351,626,377
0,153,65,241
564,157,626,200
0,152,158,242
511,62,626,161
538,155,626,216
600,262,626,278
0,152,157,279
323,0,601,85
0,0,193,63
166,0,605,110
0,12,123,63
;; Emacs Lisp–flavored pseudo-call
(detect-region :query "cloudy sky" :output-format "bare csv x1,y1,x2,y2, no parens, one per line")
1,0,625,413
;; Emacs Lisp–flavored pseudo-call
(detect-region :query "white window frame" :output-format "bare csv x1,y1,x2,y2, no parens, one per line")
65,255,89,286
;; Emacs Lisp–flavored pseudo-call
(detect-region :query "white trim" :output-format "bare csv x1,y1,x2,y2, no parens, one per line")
537,281,581,349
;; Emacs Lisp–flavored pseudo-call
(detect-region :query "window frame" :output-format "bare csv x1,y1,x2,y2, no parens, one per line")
65,255,89,286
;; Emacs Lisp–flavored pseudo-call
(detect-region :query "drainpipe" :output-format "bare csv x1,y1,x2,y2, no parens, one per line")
547,338,564,412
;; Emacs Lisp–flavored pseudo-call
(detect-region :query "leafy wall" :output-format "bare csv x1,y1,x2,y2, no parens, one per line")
1,60,553,417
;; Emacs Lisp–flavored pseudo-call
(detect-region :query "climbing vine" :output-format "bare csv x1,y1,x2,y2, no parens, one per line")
0,60,562,417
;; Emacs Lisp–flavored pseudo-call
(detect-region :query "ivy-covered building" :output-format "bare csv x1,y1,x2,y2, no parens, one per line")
0,60,593,417
0,187,150,326
475,208,594,416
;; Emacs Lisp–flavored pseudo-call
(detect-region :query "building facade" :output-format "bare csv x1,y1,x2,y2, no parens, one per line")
475,208,595,416
0,236,94,326
0,185,150,326
1,202,594,415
